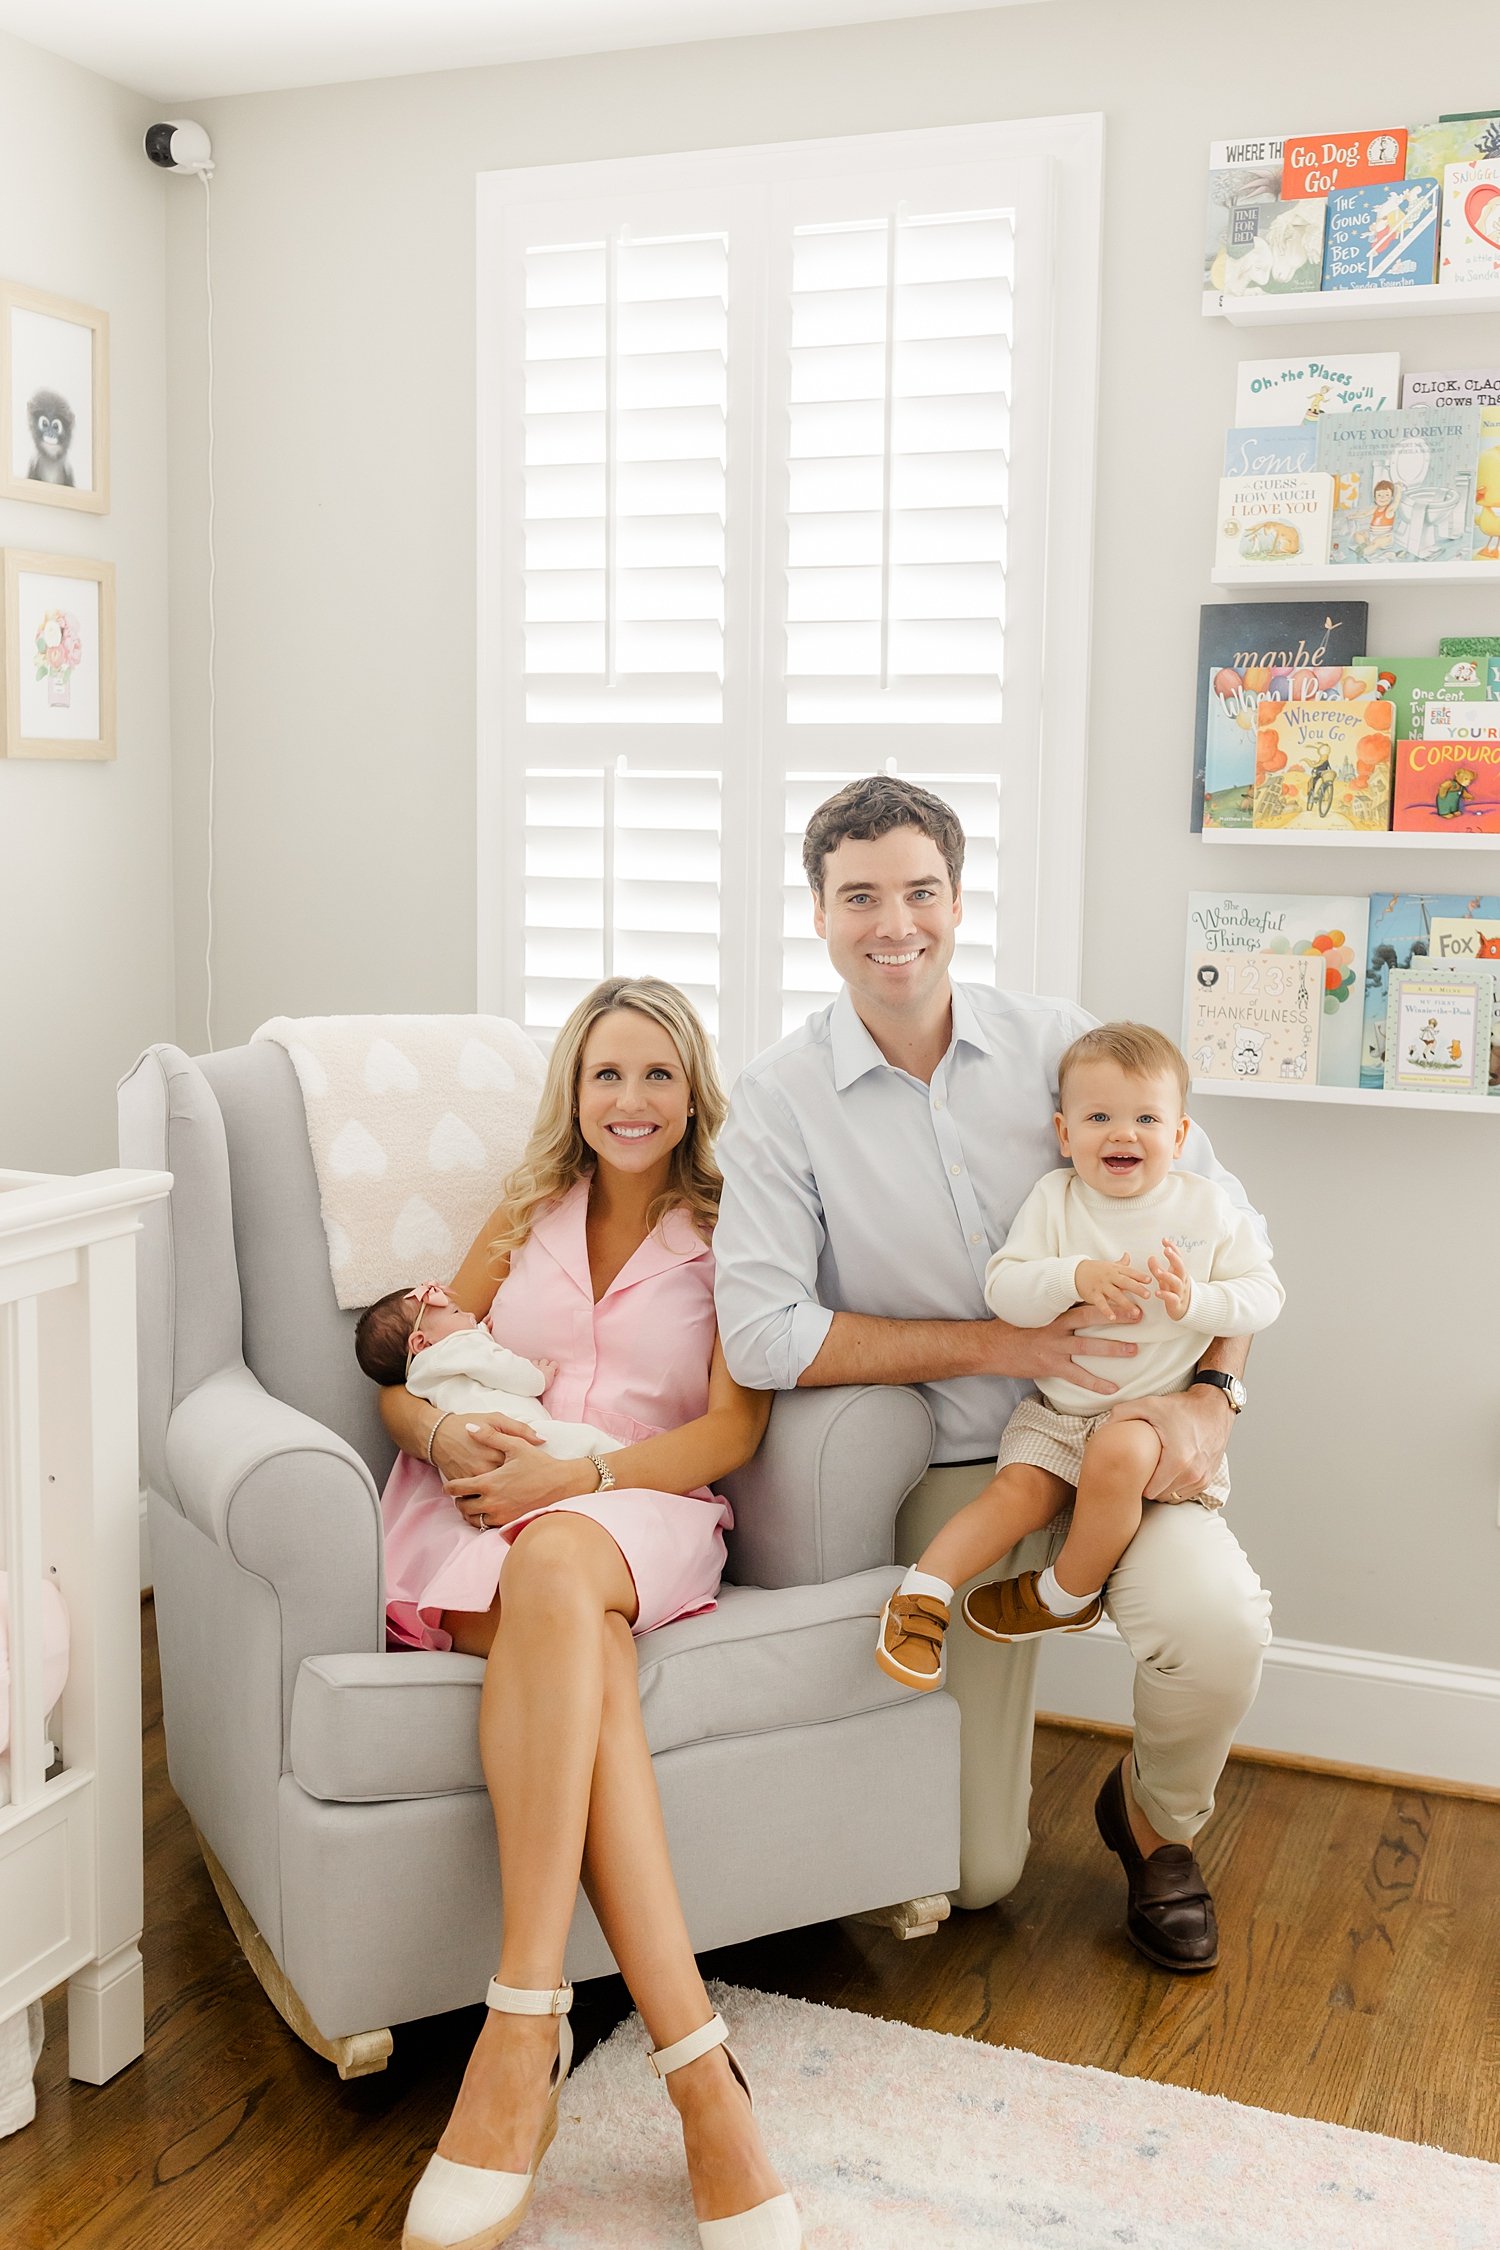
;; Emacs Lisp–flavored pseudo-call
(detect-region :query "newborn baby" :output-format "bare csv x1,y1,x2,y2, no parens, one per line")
355,1282,621,1463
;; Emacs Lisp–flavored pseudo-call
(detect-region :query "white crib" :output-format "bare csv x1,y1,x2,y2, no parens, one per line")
0,1163,170,2085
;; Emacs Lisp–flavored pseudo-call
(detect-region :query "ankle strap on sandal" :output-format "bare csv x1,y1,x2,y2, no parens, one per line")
486,1979,573,2016
648,2011,729,2079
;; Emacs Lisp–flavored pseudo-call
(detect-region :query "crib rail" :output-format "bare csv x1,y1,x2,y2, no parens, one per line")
0,1164,170,2084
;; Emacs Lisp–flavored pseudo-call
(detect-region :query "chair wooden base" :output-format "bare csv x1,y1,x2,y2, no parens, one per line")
849,1892,952,1941
192,1824,393,2080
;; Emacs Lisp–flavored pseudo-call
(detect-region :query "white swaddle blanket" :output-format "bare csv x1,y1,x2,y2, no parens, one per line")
406,1329,621,1463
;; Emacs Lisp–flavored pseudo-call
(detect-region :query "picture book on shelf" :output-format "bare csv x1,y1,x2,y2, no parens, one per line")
1252,697,1395,832
1383,963,1497,1095
1203,664,1379,832
1392,739,1500,833
1424,700,1500,739
1188,892,1369,1087
1406,115,1500,183
1360,893,1500,1088
1282,130,1407,200
1216,473,1332,571
1373,656,1496,739
1476,404,1500,559
1319,406,1480,564
1186,950,1322,1086
1428,912,1500,960
1204,138,1285,309
1190,601,1370,831
1322,179,1439,289
1234,354,1400,424
1222,426,1320,476
1215,199,1325,303
1403,369,1500,410
1438,159,1500,283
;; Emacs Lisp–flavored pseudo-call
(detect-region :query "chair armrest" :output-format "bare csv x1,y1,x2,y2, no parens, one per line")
720,1384,934,1589
165,1362,386,1666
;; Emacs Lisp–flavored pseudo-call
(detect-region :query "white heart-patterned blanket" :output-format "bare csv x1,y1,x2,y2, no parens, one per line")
252,1015,546,1310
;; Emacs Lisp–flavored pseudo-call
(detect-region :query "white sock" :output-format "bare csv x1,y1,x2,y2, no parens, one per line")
899,1566,954,1606
1037,1563,1100,1617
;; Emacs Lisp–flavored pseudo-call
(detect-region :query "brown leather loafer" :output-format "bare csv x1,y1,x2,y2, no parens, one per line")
1093,1759,1219,1973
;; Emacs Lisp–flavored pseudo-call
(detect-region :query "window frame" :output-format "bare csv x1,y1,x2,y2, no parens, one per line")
477,115,1104,1071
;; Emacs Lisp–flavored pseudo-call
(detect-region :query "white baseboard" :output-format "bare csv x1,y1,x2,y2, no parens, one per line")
1035,1620,1500,1793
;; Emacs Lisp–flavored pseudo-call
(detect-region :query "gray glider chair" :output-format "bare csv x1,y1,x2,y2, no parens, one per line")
118,1035,960,2077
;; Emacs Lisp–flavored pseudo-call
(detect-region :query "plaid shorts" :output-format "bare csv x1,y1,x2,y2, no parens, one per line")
996,1394,1230,1510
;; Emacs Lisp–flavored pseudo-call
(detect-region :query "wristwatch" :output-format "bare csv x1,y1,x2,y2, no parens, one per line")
588,1449,617,1492
1190,1370,1246,1414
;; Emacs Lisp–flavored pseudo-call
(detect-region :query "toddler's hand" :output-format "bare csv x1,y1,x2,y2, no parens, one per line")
1076,1253,1153,1321
535,1356,559,1389
1148,1240,1192,1322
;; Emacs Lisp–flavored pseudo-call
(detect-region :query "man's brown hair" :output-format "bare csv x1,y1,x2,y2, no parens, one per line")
1056,1022,1190,1109
801,774,966,900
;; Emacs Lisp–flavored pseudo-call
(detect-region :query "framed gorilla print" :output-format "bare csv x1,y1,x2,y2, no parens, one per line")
0,281,110,513
1,549,116,759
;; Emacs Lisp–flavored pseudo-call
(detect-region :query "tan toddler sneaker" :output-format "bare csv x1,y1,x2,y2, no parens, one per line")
875,1592,950,1691
964,1570,1102,1641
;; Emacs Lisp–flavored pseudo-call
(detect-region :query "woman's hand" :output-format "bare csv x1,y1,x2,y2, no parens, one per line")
429,1411,543,1484
445,1441,597,1528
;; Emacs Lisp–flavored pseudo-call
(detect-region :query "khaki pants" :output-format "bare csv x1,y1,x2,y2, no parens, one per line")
894,1462,1272,1909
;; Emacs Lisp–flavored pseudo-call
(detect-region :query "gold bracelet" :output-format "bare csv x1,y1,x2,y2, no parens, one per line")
425,1410,453,1467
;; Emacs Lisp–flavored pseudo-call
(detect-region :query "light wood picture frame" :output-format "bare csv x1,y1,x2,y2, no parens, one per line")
0,281,110,514
1,549,116,760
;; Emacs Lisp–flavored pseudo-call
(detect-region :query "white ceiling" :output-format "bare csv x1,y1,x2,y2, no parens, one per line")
0,0,1052,105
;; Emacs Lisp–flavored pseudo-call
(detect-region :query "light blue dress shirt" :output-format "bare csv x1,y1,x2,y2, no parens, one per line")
714,983,1267,1465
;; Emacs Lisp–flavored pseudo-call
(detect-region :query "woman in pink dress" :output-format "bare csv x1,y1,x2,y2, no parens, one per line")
380,977,801,2250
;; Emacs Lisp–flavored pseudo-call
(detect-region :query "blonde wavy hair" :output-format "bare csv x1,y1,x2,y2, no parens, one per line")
488,977,728,1265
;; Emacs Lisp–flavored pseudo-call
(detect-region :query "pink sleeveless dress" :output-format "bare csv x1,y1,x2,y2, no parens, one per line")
381,1180,733,1651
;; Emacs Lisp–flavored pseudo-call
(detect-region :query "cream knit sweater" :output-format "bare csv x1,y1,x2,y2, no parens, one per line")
983,1167,1283,1418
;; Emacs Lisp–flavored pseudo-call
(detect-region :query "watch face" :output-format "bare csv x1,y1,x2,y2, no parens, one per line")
1228,1376,1247,1408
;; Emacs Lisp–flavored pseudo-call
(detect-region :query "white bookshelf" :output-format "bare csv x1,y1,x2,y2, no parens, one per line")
1210,280,1500,326
1211,560,1500,588
1192,1078,1497,1114
1198,829,1500,849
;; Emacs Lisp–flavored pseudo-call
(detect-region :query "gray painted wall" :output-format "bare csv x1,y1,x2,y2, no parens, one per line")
4,0,1488,1674
0,35,174,1173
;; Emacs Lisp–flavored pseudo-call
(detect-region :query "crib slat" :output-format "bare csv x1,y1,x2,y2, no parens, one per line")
1,1295,47,1806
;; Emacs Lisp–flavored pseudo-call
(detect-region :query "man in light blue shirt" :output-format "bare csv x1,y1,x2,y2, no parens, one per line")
715,777,1271,1964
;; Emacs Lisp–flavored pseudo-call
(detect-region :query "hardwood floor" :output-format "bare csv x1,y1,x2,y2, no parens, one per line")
4,1602,1496,2247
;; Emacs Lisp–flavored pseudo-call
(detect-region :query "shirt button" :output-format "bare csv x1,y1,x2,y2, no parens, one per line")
933,1097,945,1111
950,1163,962,1176
970,1231,983,1245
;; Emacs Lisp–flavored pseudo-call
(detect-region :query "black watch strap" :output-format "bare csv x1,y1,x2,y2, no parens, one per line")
1190,1369,1244,1412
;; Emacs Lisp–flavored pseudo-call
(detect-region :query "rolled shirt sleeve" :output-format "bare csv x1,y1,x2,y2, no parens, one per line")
713,1070,835,1392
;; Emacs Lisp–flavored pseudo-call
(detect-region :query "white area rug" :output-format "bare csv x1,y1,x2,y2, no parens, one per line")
527,1983,1499,2249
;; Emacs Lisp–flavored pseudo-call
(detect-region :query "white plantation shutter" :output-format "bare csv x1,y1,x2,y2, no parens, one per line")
522,230,728,723
784,210,1012,726
480,124,1101,1071
523,764,721,1037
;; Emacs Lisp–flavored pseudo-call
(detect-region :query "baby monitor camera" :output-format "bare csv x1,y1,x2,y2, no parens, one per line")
144,121,214,176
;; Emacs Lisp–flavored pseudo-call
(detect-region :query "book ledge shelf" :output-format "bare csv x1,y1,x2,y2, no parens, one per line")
1210,280,1500,327
1192,1078,1497,1114
1199,831,1500,849
1211,561,1499,588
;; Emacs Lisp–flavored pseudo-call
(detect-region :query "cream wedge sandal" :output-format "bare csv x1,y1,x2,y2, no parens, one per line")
402,1980,573,2250
648,2013,803,2249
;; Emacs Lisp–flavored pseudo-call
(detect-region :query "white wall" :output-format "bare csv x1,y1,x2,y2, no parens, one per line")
0,34,174,1174
159,1,1500,1745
